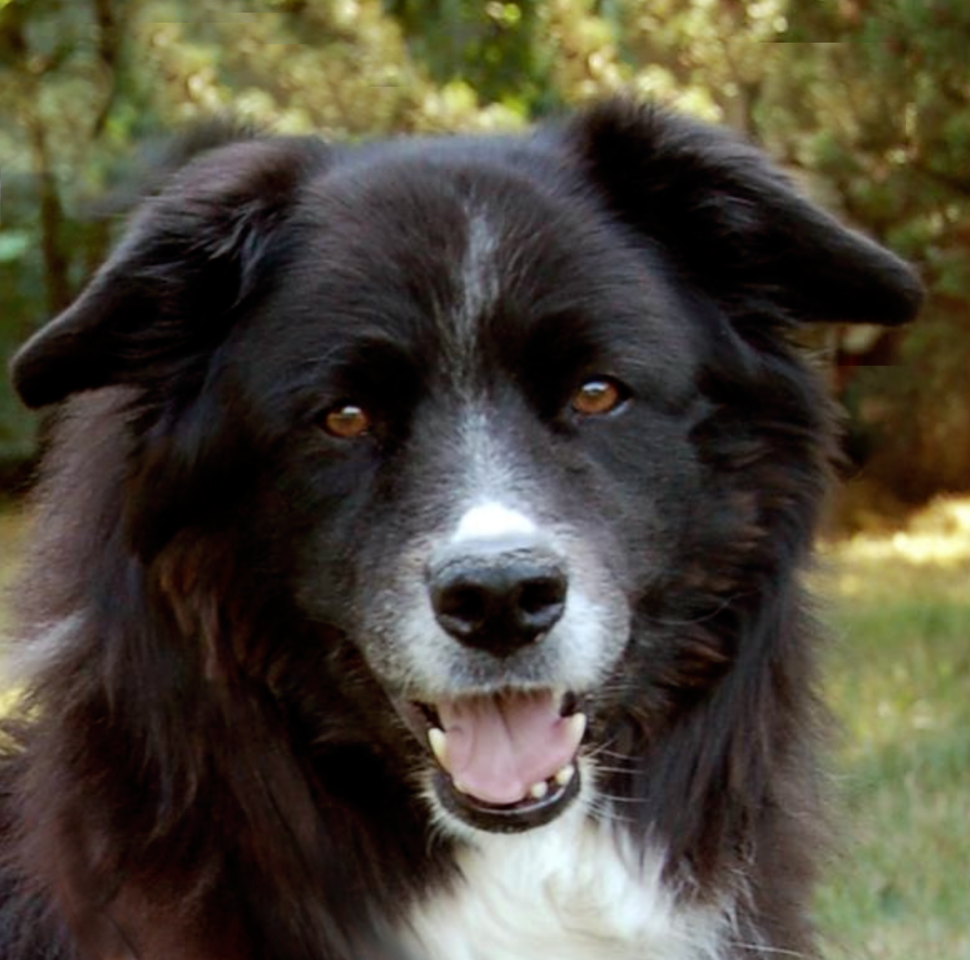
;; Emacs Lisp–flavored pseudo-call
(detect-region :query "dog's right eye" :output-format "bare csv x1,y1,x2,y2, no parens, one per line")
322,404,372,439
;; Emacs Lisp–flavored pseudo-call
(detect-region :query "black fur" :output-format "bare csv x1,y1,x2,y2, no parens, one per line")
2,101,920,959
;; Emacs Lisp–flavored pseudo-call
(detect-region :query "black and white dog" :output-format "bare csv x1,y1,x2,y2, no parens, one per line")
2,101,920,960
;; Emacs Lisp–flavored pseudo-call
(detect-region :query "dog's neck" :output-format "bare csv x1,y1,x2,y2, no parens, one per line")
405,808,732,960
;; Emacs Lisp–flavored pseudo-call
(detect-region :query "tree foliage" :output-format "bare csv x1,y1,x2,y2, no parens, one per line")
779,0,970,500
1,0,967,503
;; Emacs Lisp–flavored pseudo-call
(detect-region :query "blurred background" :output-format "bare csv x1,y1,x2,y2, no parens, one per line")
0,1,967,957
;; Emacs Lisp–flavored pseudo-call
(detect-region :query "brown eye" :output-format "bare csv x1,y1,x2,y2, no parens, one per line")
571,378,626,417
322,404,371,439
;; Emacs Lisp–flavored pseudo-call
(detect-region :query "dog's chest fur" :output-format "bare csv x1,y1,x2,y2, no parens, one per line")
405,814,730,960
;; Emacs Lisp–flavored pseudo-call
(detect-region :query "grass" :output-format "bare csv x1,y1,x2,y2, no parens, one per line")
814,499,970,960
0,499,968,957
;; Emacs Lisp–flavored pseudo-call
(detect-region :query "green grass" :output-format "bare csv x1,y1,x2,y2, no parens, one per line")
814,500,970,960
0,502,968,957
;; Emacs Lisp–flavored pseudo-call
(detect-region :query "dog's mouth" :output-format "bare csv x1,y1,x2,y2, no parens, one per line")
403,690,587,832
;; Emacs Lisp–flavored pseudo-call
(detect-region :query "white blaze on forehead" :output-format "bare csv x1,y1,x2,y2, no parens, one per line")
452,502,537,543
448,209,500,381
460,212,499,327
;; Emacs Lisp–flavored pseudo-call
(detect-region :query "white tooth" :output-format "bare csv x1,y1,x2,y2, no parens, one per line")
567,712,587,743
529,781,549,800
554,764,576,787
454,779,471,795
428,727,448,766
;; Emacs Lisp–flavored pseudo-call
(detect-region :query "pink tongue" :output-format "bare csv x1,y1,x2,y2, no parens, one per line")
435,691,580,805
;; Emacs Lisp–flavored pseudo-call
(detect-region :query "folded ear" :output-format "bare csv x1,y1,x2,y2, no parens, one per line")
10,135,330,409
566,100,922,326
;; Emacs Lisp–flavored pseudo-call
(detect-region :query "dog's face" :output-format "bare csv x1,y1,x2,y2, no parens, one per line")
10,104,921,836
249,159,708,830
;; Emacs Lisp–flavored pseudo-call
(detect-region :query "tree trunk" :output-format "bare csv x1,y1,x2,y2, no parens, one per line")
29,117,73,316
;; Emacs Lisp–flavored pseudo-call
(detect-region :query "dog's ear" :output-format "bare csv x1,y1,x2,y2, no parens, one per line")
11,135,330,409
566,100,923,326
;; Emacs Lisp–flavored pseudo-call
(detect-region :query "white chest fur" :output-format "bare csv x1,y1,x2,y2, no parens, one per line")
404,812,731,960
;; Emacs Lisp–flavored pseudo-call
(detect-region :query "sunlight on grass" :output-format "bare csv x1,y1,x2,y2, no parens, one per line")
815,497,970,960
834,497,970,571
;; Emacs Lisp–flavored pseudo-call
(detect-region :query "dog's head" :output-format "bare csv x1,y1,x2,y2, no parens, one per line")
11,103,921,835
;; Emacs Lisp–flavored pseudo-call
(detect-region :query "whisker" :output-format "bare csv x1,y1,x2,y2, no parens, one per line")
642,591,755,627
587,803,635,826
584,743,628,761
726,942,811,959
587,751,633,765
594,794,644,805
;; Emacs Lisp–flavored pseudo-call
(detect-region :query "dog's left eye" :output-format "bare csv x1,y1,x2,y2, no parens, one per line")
570,378,628,417
322,404,372,439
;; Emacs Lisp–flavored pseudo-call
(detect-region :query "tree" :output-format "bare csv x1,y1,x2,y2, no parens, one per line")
0,0,463,468
776,0,970,500
2,0,966,505
1,0,138,465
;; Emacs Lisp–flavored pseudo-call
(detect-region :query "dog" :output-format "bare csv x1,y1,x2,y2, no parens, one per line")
2,100,921,960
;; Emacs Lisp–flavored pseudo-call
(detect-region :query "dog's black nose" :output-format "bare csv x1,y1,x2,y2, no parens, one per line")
427,545,567,655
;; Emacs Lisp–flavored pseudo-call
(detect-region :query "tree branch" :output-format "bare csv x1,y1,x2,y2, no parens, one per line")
27,114,73,315
91,0,124,138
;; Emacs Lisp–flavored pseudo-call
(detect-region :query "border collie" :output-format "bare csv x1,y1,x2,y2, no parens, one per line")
2,101,921,960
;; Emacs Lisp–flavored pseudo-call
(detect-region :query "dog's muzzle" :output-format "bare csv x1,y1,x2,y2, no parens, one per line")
408,534,586,831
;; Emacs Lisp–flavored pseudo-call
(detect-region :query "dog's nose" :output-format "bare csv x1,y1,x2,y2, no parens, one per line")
427,543,567,656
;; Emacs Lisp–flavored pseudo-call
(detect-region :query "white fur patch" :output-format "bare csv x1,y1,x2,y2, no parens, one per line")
455,408,521,509
404,809,731,960
453,211,499,370
452,501,537,543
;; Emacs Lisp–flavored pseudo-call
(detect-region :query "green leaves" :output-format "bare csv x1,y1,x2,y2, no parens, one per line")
0,232,29,264
1,0,968,501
